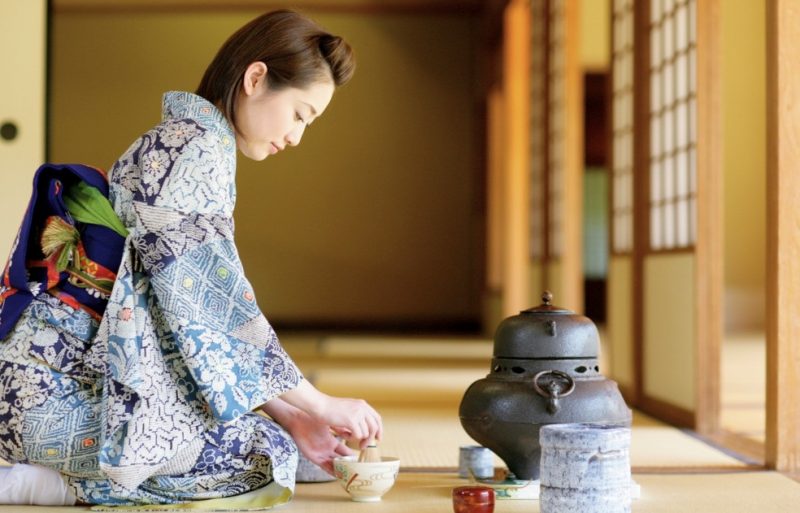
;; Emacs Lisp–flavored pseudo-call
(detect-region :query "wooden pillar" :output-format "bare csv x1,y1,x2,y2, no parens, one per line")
560,0,583,313
766,0,800,475
694,0,723,436
500,0,531,316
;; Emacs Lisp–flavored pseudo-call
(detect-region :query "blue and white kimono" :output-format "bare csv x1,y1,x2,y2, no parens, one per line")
0,92,303,506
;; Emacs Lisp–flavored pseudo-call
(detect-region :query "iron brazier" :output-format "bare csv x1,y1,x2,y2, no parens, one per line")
459,291,631,480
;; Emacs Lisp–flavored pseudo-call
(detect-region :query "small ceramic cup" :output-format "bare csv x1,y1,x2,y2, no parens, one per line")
332,456,400,502
453,486,495,513
458,445,494,479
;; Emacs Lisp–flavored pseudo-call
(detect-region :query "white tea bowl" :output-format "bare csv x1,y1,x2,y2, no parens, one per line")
332,456,400,502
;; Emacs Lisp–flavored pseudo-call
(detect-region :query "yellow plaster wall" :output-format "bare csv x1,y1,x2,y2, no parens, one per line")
49,10,481,326
482,288,502,339
580,0,610,70
0,1,46,261
643,253,695,411
721,0,766,332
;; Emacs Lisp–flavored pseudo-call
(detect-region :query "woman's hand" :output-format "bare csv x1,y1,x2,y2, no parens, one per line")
278,380,383,449
261,398,353,475
313,396,382,449
287,408,353,475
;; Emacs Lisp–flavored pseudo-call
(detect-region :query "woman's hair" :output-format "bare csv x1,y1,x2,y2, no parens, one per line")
196,10,355,128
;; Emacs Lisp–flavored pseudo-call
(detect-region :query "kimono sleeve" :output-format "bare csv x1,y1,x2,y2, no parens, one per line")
127,122,303,422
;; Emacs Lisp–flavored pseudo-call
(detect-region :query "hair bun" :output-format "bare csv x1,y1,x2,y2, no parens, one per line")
319,34,355,86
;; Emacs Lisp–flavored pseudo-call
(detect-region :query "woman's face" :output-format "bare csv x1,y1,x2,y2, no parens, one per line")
234,62,335,161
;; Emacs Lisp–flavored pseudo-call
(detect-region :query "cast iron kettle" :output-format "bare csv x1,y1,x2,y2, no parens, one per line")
459,291,631,480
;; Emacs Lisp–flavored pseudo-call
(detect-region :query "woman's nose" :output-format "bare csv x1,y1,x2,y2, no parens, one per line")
286,124,306,147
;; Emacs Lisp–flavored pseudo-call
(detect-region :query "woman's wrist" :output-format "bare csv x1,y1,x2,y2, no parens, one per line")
279,379,329,420
260,397,307,430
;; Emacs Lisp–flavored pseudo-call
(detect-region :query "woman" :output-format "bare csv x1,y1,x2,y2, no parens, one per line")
0,10,381,507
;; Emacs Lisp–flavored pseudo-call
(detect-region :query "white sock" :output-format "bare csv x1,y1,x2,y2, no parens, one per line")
0,464,77,506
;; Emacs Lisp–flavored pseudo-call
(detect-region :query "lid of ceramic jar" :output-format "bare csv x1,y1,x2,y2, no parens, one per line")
492,291,600,359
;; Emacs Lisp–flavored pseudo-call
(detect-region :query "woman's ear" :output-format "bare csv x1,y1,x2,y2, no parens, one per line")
242,61,268,96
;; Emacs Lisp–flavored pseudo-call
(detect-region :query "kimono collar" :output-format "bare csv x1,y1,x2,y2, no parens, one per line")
161,91,235,144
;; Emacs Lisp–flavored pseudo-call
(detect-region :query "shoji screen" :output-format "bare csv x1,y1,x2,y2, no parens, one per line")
640,0,703,419
612,0,635,255
648,0,696,251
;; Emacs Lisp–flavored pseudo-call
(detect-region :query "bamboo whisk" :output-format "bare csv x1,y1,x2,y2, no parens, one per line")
358,438,381,463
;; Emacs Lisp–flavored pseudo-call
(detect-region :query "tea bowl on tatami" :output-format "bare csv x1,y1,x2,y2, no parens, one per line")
332,456,401,502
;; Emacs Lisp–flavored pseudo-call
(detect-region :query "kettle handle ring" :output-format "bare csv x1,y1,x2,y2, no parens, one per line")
533,370,576,414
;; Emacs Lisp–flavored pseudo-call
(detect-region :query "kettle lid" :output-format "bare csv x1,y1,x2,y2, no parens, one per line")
492,291,600,359
520,290,572,315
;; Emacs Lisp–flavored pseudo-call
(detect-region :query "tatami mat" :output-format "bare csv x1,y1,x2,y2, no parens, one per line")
309,366,487,405
3,471,800,513
2,333,791,512
0,406,753,484
374,407,750,470
290,471,800,513
319,336,493,360
721,331,766,443
290,335,758,470
3,471,799,513
292,345,751,469
281,336,494,370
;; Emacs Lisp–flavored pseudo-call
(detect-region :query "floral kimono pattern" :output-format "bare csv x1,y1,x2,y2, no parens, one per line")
0,92,304,506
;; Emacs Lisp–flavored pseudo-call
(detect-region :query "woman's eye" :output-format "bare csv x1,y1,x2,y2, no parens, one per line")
295,112,306,124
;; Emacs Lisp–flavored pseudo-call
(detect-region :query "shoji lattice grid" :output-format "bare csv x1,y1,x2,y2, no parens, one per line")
611,0,635,254
648,0,696,250
547,0,566,258
530,0,547,259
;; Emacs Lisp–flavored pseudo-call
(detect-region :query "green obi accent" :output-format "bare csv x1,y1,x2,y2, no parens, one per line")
64,181,129,237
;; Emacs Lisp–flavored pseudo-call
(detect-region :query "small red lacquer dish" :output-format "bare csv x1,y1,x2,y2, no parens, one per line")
452,486,495,513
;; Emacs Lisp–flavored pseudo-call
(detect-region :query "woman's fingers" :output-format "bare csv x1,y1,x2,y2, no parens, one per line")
357,408,382,447
318,460,334,476
334,439,353,457
368,410,382,441
317,396,384,448
361,419,372,443
331,426,352,438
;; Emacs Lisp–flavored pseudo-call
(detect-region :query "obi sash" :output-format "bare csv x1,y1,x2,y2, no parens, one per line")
0,163,126,340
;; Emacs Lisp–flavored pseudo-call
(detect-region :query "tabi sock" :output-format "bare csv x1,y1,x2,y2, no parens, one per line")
0,464,77,506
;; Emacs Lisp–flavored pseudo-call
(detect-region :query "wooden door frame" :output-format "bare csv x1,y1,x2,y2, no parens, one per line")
765,0,800,477
630,0,649,410
700,0,770,464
